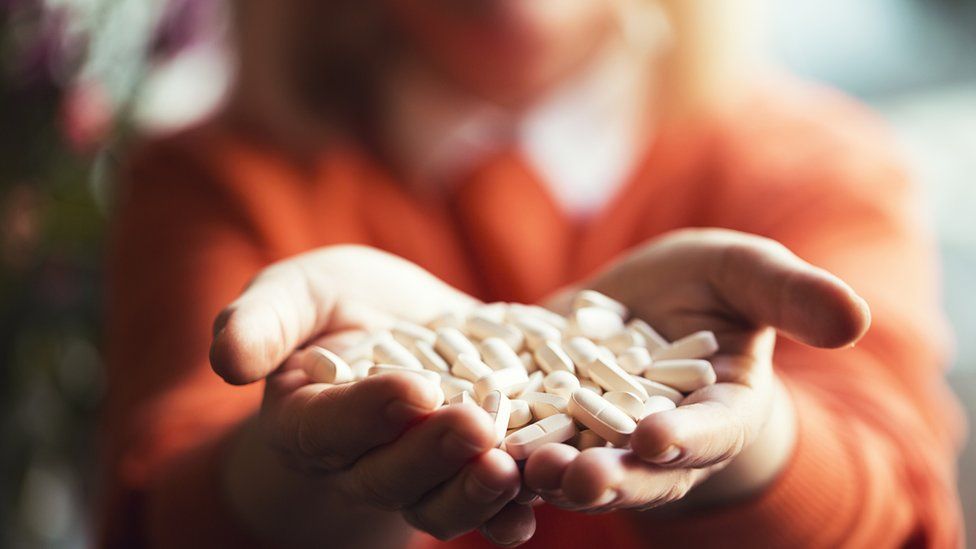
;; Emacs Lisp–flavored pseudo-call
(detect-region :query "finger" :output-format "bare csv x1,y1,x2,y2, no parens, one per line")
265,369,442,470
706,233,870,348
523,443,579,492
561,448,701,511
480,502,536,547
402,449,520,541
339,403,497,509
211,245,477,385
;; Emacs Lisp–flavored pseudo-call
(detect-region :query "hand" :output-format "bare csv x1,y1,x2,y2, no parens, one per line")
524,229,870,514
211,246,535,547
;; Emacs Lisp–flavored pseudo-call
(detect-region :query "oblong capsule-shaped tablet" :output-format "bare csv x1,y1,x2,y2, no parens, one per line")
534,341,575,375
616,346,652,375
512,370,544,398
631,376,684,404
563,337,600,378
643,359,717,392
519,352,539,374
435,327,481,363
482,390,512,445
373,339,423,370
508,399,532,428
587,357,649,401
572,307,624,341
452,353,493,382
603,390,645,421
507,304,568,331
504,414,577,460
641,395,677,418
466,314,525,350
572,290,628,318
521,391,569,419
574,429,608,450
391,321,437,348
304,347,353,384
477,302,509,323
651,330,718,361
427,310,467,330
627,318,669,353
603,329,645,356
543,370,581,399
414,341,450,373
473,367,529,401
340,330,393,363
350,359,374,381
480,338,525,371
568,389,637,447
579,378,603,395
511,316,562,350
448,391,475,405
441,376,475,402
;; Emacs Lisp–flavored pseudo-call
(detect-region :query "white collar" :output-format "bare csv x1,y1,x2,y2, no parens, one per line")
381,36,654,217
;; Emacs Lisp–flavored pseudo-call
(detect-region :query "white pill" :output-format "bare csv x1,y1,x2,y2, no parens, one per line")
373,339,423,370
521,391,569,419
534,341,576,374
579,378,603,395
574,429,607,450
651,330,718,361
603,390,645,421
627,318,669,353
350,359,374,381
391,321,437,348
572,307,624,341
630,376,684,404
604,329,646,355
340,330,393,363
504,414,577,460
641,395,677,418
304,347,353,384
441,376,474,401
512,370,544,397
507,304,568,331
643,359,716,392
511,315,561,350
480,338,525,371
543,370,581,399
413,341,450,373
587,356,649,401
473,367,529,401
482,390,512,445
563,337,600,378
452,353,493,382
435,327,481,363
508,399,532,428
568,389,637,447
617,346,652,374
427,310,466,330
572,290,628,318
477,302,509,322
519,351,539,373
448,391,475,405
466,314,524,350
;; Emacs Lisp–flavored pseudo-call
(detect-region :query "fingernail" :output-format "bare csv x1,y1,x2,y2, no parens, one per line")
441,431,486,459
649,445,682,464
464,472,507,503
385,400,432,423
592,488,619,506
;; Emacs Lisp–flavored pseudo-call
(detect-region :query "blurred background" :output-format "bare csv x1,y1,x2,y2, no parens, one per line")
0,0,973,546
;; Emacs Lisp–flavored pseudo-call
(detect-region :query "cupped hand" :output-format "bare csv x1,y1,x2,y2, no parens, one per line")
524,228,870,513
211,246,534,546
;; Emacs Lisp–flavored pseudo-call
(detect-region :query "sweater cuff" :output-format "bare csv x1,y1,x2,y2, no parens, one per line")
638,382,860,547
145,425,267,549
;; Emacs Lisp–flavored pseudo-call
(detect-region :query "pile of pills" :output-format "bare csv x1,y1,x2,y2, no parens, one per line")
304,290,718,459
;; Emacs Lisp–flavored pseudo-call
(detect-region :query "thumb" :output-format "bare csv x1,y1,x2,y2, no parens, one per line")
708,235,871,348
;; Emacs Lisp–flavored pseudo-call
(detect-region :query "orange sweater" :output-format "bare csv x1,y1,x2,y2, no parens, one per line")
101,78,965,548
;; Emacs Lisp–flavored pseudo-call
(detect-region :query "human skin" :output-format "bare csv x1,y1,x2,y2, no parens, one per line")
210,229,870,547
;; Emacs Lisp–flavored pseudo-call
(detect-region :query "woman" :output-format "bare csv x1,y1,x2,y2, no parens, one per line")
100,0,965,547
